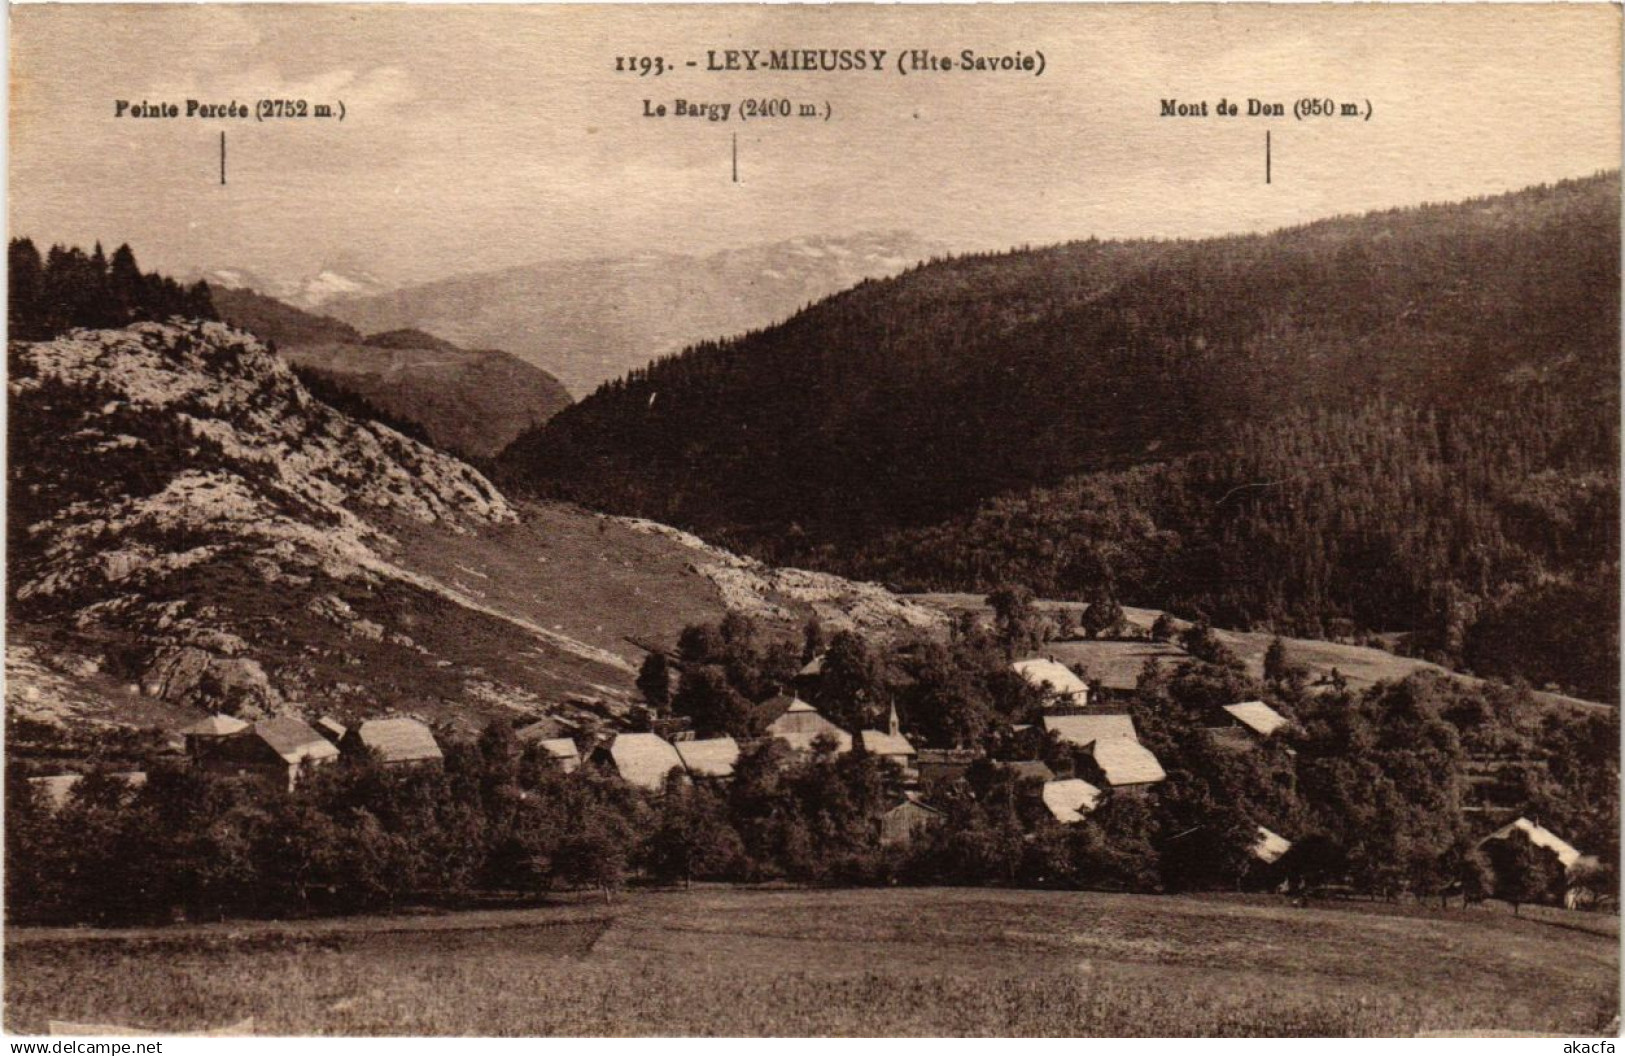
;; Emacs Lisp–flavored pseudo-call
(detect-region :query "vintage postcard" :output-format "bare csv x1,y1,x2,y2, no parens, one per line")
4,2,1620,1040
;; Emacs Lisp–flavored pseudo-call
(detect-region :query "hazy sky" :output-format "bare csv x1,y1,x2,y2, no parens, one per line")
10,4,1621,286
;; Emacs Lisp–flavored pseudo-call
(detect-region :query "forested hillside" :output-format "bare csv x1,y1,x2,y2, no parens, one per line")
212,288,574,460
501,175,1620,700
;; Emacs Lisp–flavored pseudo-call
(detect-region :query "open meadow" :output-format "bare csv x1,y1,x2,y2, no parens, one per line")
6,887,1617,1036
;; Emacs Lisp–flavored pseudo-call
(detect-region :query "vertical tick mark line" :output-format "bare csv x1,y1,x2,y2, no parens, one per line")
732,133,738,184
1265,130,1271,185
220,131,227,186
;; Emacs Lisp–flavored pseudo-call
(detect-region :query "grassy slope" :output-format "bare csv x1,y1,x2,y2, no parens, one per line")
908,593,1606,712
4,502,737,749
6,888,1616,1036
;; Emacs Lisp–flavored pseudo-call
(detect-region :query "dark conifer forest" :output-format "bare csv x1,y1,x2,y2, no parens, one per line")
500,174,1621,701
8,238,217,339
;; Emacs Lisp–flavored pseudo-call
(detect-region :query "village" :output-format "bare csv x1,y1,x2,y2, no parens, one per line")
22,607,1604,912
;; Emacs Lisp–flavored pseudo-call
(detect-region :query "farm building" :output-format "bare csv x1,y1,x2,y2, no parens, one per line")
755,694,853,755
314,716,347,744
1040,778,1103,824
1221,701,1290,740
1043,713,1138,750
675,736,740,780
1083,738,1167,789
596,732,685,792
1478,817,1602,908
179,713,248,758
1012,658,1090,711
1479,817,1585,870
878,792,945,846
27,771,147,811
859,704,916,775
341,718,443,767
197,716,340,790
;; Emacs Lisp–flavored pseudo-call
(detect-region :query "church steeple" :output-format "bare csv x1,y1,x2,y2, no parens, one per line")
887,701,900,737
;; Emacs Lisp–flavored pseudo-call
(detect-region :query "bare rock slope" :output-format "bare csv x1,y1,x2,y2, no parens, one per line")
7,321,938,743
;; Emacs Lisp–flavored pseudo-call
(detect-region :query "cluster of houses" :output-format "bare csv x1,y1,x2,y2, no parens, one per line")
28,711,446,808
25,645,1599,904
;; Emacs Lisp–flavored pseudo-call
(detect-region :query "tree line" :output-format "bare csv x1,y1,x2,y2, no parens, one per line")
8,238,217,340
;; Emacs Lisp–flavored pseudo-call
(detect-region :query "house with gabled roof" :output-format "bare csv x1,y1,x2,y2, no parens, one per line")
675,736,740,780
1040,778,1103,824
341,717,443,767
1478,817,1603,908
1084,738,1166,789
198,715,339,790
595,732,685,792
1043,713,1138,749
180,713,248,760
1013,658,1090,711
537,737,581,774
1480,817,1585,870
755,694,853,755
1221,700,1290,740
878,792,944,846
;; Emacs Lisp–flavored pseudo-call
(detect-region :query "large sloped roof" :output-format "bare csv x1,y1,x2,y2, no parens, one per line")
1041,778,1103,823
608,733,685,791
180,714,249,737
255,717,341,766
353,718,442,764
1252,825,1293,864
675,736,740,779
1088,738,1166,786
1013,659,1090,700
761,697,853,754
1485,817,1583,869
1044,713,1138,748
1223,700,1289,738
860,729,915,757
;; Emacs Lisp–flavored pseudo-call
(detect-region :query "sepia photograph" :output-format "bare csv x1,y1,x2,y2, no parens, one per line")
3,1,1621,1039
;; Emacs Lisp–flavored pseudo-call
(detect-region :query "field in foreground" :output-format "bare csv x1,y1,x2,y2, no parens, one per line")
6,888,1618,1037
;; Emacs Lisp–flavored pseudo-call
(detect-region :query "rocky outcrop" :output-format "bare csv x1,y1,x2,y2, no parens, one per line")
9,322,518,715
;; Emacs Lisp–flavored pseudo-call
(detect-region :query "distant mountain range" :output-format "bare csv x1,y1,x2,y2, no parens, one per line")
498,174,1621,701
319,232,949,397
192,263,392,310
211,288,572,460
